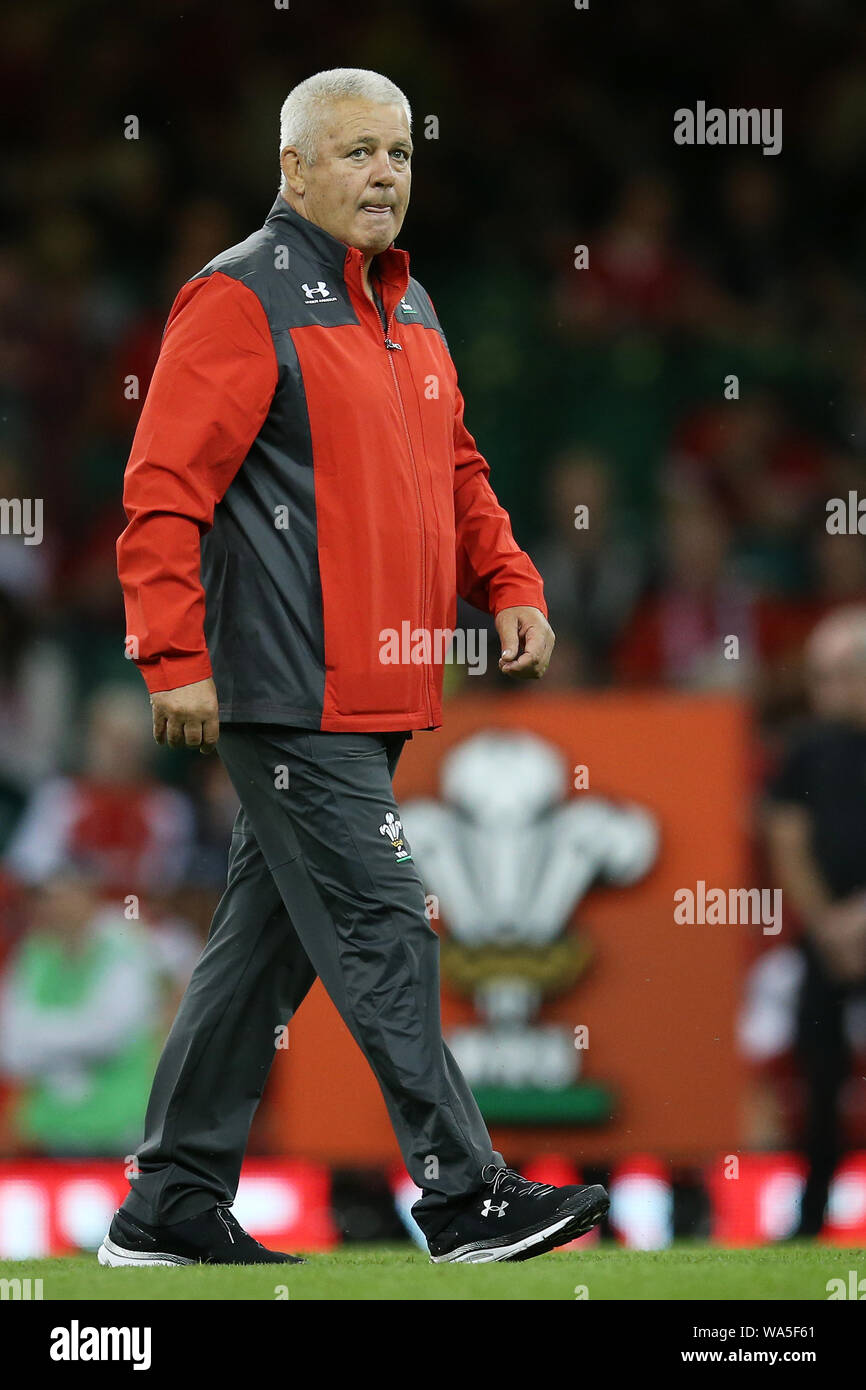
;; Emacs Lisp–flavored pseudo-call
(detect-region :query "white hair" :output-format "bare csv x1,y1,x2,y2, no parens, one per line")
278,68,412,184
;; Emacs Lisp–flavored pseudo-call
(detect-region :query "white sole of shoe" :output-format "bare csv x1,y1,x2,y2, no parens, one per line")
430,1213,576,1264
97,1235,195,1267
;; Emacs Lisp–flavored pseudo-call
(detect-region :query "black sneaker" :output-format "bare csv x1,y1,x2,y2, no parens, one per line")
97,1203,306,1266
428,1165,609,1264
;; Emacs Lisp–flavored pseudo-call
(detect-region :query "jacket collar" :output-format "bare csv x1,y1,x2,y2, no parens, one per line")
264,194,410,293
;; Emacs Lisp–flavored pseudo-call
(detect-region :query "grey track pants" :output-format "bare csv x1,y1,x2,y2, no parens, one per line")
121,724,502,1238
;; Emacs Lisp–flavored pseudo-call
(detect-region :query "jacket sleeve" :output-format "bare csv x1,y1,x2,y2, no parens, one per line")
452,386,548,618
116,271,278,694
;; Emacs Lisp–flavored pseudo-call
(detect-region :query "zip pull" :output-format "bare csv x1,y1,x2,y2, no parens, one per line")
384,336,402,351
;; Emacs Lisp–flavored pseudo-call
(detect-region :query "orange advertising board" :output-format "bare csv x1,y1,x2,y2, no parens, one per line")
265,693,750,1166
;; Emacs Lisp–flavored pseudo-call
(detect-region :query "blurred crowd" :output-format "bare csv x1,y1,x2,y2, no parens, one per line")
1,0,866,1208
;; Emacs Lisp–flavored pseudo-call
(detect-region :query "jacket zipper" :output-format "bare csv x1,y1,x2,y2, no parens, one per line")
372,283,434,725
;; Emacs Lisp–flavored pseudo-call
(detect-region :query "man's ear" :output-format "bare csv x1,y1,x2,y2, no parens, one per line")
280,147,305,196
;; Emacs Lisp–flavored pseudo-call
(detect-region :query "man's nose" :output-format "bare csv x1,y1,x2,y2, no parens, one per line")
369,151,397,184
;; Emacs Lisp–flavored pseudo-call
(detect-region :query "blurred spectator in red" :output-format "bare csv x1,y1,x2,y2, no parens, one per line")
533,448,647,683
705,163,796,333
0,587,72,849
48,197,241,675
182,755,239,893
555,171,698,334
666,393,830,595
0,451,54,601
4,684,194,897
614,491,759,689
82,194,239,444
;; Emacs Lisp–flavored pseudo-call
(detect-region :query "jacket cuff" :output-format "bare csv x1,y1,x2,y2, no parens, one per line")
491,585,548,621
136,653,214,695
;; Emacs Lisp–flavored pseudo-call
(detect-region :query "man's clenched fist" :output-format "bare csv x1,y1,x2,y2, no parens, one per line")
496,606,555,679
151,677,220,753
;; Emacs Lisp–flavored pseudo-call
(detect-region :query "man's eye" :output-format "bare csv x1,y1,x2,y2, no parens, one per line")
392,150,410,162
349,148,368,158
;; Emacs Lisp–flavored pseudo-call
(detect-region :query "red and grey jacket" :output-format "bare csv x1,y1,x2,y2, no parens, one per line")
117,195,547,732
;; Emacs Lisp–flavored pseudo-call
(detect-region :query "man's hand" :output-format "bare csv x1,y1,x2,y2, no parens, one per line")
812,897,866,983
151,677,220,754
496,606,555,679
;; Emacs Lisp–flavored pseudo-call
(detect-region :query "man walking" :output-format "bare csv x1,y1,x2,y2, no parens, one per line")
104,68,608,1266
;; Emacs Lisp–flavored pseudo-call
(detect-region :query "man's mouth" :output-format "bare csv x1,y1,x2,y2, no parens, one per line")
360,205,393,216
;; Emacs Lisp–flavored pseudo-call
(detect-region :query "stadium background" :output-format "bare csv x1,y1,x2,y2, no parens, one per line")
1,0,866,1255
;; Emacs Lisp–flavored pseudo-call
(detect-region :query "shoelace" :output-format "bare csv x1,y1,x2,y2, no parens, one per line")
483,1165,555,1198
216,1201,268,1250
215,1206,236,1244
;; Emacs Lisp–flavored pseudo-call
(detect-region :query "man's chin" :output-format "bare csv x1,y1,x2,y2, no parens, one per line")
351,216,401,255
354,238,394,258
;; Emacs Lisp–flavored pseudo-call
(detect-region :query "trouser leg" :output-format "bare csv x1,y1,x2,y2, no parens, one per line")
123,805,317,1225
216,725,502,1236
794,945,849,1234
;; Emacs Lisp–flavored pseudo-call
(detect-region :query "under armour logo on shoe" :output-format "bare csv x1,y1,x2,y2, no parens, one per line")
481,1199,509,1218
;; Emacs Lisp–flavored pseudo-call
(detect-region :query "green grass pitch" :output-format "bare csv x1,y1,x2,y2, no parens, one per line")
1,1243,863,1300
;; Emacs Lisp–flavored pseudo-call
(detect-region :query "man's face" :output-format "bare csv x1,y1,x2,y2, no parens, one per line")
806,627,866,722
282,99,412,255
34,875,98,939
